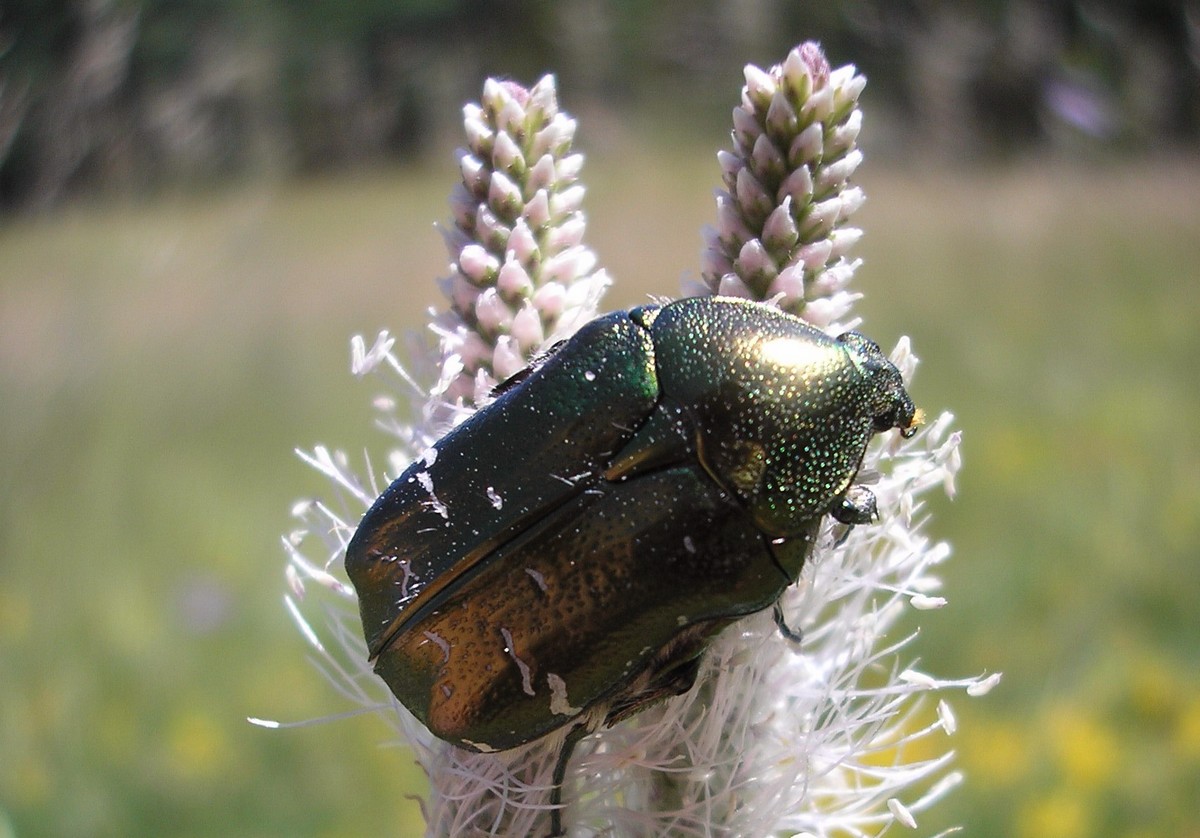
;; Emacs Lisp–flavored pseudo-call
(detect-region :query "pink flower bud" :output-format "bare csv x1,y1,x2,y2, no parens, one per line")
474,287,511,333
492,130,526,175
743,63,776,110
762,198,799,252
506,218,540,263
488,171,524,217
496,259,534,301
511,302,545,351
457,244,497,283
717,272,754,298
527,154,556,194
523,190,551,229
532,281,566,319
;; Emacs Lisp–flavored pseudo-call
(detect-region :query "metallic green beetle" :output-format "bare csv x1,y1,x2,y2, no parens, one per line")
345,295,919,830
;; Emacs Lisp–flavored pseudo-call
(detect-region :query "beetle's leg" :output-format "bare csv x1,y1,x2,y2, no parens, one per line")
773,602,804,645
549,648,703,836
491,338,569,397
549,723,591,838
605,655,704,727
831,484,877,526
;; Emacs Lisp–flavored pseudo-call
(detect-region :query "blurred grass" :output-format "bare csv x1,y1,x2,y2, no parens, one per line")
2,148,1198,837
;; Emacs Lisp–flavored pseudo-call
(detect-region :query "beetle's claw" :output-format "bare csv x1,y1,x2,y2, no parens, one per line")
773,602,804,645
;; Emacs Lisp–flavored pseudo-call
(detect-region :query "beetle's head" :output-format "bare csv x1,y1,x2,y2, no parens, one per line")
837,331,921,439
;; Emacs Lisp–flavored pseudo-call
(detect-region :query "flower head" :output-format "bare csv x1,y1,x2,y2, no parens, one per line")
695,41,867,331
271,42,996,837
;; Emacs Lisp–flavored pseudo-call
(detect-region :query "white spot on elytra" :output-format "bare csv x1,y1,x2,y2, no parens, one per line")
486,486,503,509
552,470,592,487
500,627,535,697
547,673,582,716
683,536,696,554
394,559,418,601
524,567,548,593
422,630,451,664
583,370,596,382
415,471,449,520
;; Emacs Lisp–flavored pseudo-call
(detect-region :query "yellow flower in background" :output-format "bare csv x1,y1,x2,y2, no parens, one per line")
961,717,1032,787
1176,695,1200,762
1128,654,1179,722
0,590,32,640
1047,708,1120,790
1017,790,1090,838
168,709,232,782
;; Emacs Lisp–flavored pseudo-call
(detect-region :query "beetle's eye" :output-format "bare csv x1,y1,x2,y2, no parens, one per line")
873,412,898,434
875,400,921,437
872,384,915,433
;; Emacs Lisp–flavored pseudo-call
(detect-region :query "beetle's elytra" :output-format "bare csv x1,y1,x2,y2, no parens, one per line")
345,295,918,828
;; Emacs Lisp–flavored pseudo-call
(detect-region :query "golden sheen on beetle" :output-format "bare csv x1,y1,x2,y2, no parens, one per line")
345,296,919,830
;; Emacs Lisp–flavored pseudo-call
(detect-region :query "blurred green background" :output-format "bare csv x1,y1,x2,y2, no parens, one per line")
2,2,1199,837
